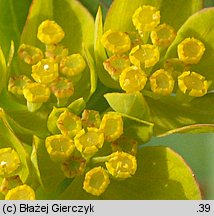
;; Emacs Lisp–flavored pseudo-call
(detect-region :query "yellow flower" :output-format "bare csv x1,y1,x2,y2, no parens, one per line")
105,151,137,179
60,54,86,77
57,110,82,138
103,55,130,80
178,71,210,97
119,66,147,93
5,184,35,200
81,109,101,128
23,82,50,103
18,43,43,64
45,134,75,162
32,59,59,84
177,37,205,64
83,166,110,196
129,44,160,68
150,69,175,95
74,127,104,158
150,23,176,47
8,75,32,95
101,29,131,54
100,112,123,142
0,148,20,177
37,20,65,45
132,5,160,32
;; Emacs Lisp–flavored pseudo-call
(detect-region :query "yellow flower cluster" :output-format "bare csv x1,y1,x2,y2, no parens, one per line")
101,5,209,97
8,20,86,111
46,108,138,196
0,148,36,200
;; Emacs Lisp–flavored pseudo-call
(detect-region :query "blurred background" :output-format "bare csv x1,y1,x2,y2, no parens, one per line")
78,0,214,199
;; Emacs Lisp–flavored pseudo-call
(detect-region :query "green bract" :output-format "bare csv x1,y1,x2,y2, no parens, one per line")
0,0,213,200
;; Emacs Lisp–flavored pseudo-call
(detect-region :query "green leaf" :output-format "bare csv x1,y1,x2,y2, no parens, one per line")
31,136,65,193
0,0,31,56
0,109,32,183
59,146,201,199
146,93,214,135
94,7,119,88
104,92,151,121
67,97,86,115
104,0,202,32
0,47,6,95
165,8,214,89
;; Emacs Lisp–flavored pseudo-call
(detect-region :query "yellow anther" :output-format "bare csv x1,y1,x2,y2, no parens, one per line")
57,110,82,138
150,23,176,47
45,134,75,162
74,127,104,158
32,59,58,84
119,66,147,93
23,82,50,103
101,29,131,54
8,75,32,95
129,44,159,68
111,136,138,156
150,69,175,96
83,166,110,196
81,109,101,128
178,71,209,97
50,77,74,99
103,55,130,81
100,112,123,142
105,151,137,179
5,184,35,200
18,43,43,64
0,148,20,177
45,44,68,63
177,37,205,64
37,20,65,45
60,54,86,77
132,5,160,32
61,156,86,178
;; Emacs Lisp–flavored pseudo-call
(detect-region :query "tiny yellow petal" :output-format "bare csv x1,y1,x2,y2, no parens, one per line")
177,37,205,64
81,109,101,129
83,166,110,196
101,29,131,54
119,66,147,93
